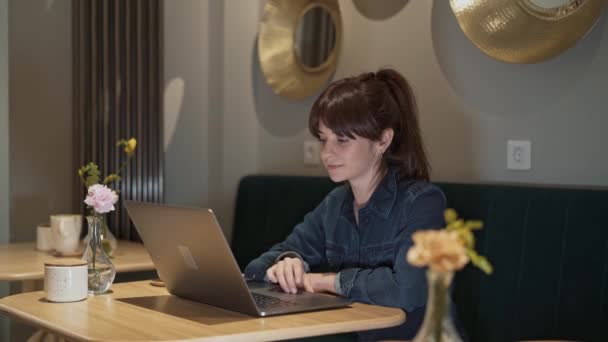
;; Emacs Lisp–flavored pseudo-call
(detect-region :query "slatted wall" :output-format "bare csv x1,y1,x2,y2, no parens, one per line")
73,0,163,240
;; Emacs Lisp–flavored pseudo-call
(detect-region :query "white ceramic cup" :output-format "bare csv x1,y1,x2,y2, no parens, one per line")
36,224,54,251
44,259,88,302
50,214,83,255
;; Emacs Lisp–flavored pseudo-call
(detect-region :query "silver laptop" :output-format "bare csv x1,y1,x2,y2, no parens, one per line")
125,201,353,317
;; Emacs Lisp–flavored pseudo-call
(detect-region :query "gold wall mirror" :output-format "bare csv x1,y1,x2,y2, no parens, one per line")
294,5,337,71
449,0,606,63
258,0,342,100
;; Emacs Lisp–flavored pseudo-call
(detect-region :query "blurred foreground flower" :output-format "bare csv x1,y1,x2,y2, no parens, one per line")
407,209,492,274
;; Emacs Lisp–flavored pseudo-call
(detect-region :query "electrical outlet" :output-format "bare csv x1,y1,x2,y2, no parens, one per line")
507,140,531,170
303,140,321,166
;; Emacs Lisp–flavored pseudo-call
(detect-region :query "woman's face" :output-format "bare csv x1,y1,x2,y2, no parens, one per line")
318,122,381,185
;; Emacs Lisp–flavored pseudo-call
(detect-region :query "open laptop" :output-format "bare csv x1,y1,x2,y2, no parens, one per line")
124,201,353,317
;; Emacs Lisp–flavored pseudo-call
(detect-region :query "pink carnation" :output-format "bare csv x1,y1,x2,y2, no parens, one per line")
84,184,118,214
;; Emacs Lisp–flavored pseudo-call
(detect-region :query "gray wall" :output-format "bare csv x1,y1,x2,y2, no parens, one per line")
9,0,72,242
0,0,9,244
429,1,608,185
163,0,210,209
165,1,608,241
0,0,10,338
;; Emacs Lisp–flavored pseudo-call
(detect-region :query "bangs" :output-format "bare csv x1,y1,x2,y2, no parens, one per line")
308,81,379,140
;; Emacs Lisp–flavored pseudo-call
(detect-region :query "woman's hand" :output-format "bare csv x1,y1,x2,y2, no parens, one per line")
266,257,309,294
266,258,336,294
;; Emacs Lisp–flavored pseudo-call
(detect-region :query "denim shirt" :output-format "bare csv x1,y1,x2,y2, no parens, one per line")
244,167,446,340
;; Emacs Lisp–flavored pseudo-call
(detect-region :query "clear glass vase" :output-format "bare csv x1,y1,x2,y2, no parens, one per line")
83,215,116,295
412,270,463,342
84,214,118,257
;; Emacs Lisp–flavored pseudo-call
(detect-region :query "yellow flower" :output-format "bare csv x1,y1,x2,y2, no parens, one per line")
444,208,458,223
124,138,137,156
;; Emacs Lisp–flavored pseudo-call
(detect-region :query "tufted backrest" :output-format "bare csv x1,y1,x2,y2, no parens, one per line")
231,175,608,342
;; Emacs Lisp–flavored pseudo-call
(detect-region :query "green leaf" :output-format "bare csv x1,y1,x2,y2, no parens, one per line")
465,220,483,230
458,229,475,249
466,250,493,274
103,174,121,185
82,162,102,188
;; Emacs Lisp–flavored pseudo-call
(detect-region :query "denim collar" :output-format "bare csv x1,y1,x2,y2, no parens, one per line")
342,166,398,220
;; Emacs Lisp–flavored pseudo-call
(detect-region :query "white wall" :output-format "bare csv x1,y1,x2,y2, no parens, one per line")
164,1,608,241
9,0,73,243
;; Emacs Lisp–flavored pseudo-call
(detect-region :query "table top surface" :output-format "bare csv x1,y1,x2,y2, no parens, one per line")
0,280,406,341
0,241,154,281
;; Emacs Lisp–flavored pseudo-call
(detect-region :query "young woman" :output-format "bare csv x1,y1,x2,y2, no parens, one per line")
244,69,446,340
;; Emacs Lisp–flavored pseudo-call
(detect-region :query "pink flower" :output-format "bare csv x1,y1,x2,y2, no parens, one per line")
84,184,118,214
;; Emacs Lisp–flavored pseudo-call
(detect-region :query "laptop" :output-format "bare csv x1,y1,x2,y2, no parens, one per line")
124,201,353,317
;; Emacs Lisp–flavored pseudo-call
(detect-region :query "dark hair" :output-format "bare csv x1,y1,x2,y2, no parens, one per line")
309,68,430,181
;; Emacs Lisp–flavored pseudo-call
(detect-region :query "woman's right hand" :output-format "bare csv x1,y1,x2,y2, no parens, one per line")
266,257,313,294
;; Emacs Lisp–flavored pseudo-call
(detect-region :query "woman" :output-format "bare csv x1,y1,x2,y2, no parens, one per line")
244,69,446,340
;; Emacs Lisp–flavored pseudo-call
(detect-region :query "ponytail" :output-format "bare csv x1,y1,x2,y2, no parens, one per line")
376,69,430,181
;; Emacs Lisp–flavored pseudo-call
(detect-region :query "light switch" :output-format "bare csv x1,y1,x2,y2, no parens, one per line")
507,140,531,170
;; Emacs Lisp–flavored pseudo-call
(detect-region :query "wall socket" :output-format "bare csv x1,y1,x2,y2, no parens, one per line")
507,140,531,170
303,140,321,166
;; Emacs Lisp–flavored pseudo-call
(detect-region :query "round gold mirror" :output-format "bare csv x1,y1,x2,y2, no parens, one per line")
294,5,337,71
258,0,342,100
449,0,606,63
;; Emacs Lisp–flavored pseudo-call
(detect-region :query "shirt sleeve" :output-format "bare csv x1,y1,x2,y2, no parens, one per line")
337,185,446,311
334,271,343,295
244,196,329,282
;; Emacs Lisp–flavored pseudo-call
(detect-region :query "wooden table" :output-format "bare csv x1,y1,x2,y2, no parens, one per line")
0,280,406,341
0,241,154,282
0,241,156,341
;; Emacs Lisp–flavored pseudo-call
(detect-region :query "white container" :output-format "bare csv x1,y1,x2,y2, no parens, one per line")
36,223,54,251
44,259,88,302
50,214,83,255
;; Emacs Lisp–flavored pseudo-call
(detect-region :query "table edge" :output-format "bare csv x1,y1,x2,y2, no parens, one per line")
0,299,405,341
0,303,90,341
0,263,155,281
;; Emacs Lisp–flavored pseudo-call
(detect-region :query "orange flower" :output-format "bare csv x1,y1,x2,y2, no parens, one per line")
407,230,469,272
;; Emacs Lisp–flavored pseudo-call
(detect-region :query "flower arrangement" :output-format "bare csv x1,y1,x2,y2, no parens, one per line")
407,209,492,342
78,138,137,206
407,208,492,274
77,138,137,252
78,138,136,295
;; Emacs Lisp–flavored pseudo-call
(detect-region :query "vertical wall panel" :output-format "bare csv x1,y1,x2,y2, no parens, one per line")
73,0,163,240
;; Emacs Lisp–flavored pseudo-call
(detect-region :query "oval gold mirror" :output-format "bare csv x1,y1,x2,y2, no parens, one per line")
294,5,337,72
449,0,606,63
258,0,342,100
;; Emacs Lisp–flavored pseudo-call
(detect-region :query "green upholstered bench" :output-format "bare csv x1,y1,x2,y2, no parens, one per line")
231,175,608,342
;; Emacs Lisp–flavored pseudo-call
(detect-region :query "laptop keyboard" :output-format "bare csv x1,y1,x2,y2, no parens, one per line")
251,292,295,309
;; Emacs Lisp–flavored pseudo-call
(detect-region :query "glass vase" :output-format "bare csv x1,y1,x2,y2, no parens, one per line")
83,215,116,295
84,215,118,257
412,270,463,342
